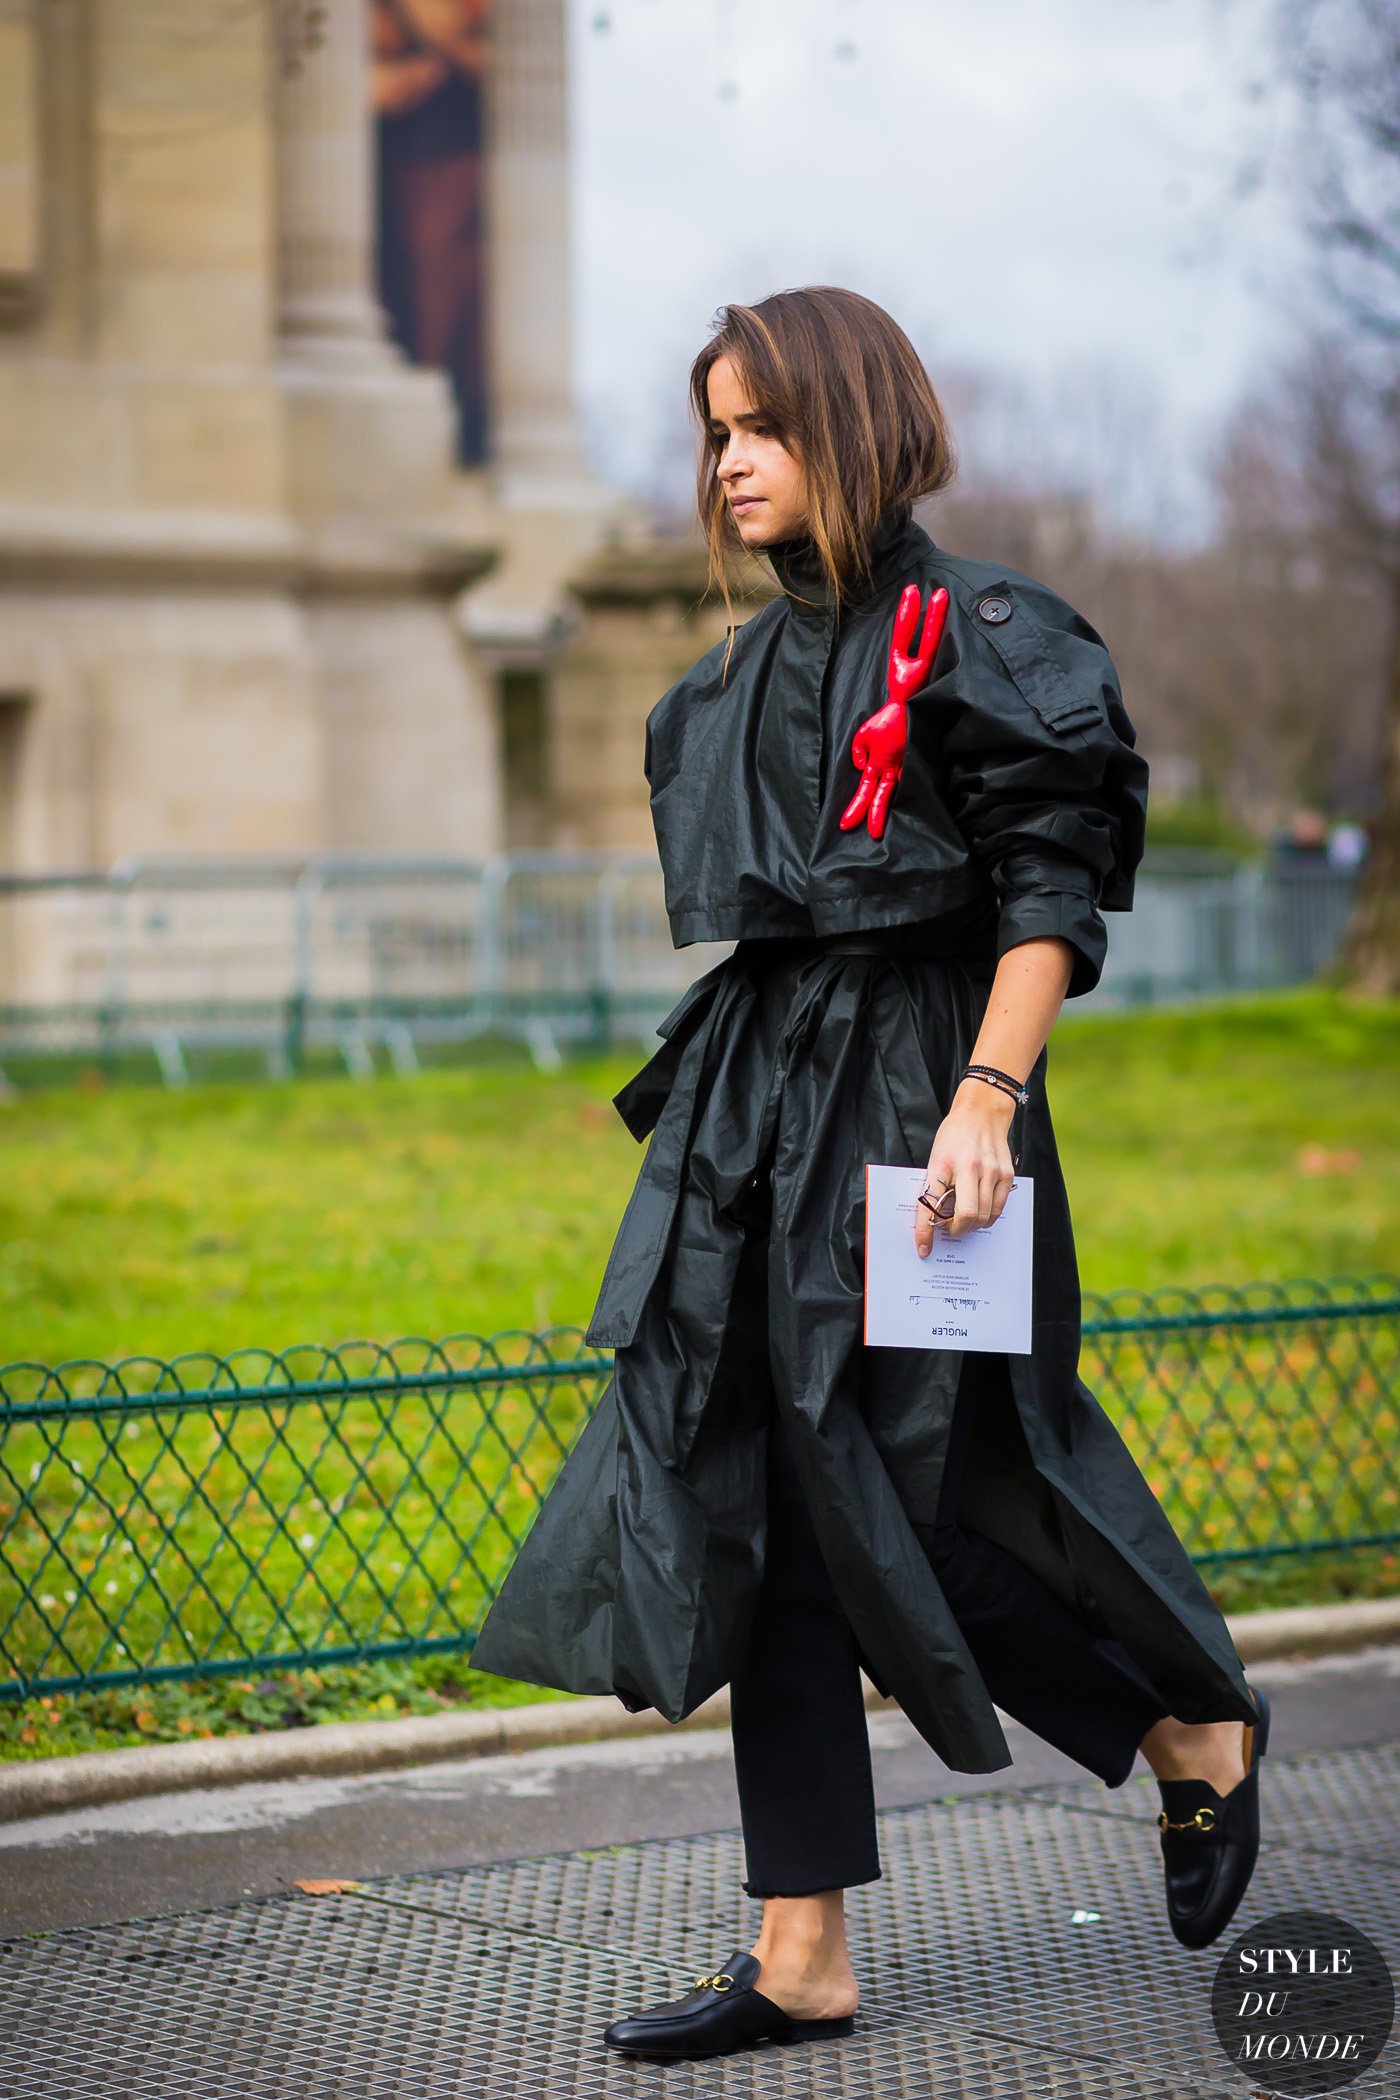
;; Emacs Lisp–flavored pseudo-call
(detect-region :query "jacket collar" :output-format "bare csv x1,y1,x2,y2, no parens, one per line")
764,505,929,613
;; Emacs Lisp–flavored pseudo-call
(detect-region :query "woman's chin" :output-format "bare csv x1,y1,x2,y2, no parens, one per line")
734,512,785,549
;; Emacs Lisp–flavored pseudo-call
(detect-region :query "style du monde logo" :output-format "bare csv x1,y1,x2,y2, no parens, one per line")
1211,1910,1394,2093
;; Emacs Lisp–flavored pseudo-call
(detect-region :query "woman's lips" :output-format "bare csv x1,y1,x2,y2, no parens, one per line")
729,497,764,515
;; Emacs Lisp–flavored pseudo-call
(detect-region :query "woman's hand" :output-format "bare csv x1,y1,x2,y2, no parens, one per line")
910,935,1074,1257
915,1079,1018,1257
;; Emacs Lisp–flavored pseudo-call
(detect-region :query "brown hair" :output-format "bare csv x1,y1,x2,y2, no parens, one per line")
689,286,957,636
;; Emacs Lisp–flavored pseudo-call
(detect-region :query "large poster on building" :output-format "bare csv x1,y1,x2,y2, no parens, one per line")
369,0,490,465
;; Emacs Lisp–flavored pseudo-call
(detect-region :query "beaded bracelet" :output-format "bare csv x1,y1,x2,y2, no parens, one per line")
961,1062,1030,1107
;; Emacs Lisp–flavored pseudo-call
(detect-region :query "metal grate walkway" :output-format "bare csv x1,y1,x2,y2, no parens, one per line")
2,1741,1397,2098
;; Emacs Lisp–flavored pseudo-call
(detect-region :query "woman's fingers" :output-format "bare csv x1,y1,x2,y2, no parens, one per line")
914,1152,956,1258
946,1156,991,1239
917,1128,1016,1255
944,1156,1014,1240
986,1162,1016,1227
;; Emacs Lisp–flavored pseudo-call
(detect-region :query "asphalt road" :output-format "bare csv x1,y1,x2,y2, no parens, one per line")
3,1643,1398,1939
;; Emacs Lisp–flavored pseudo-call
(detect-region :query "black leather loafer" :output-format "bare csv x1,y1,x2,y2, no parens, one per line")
602,1948,857,2059
1157,1683,1271,1950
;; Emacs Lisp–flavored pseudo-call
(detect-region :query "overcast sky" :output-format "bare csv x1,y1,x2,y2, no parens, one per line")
566,0,1317,542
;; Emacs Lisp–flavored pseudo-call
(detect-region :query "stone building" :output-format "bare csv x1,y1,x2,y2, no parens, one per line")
0,0,744,917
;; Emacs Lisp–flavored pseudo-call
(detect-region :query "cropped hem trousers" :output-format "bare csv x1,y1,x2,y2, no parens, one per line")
728,1231,1183,1899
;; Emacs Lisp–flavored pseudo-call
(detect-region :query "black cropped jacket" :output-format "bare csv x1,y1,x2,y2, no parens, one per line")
643,507,1149,998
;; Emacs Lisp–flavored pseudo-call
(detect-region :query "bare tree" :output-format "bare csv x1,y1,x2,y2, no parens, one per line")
1269,0,1400,989
927,356,1388,838
1201,352,1391,818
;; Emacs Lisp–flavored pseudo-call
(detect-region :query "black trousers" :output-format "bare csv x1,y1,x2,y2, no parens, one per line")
728,1216,1178,1900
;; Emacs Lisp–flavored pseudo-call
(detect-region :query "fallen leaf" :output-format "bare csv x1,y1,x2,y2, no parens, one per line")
1296,1144,1362,1176
293,1878,361,1896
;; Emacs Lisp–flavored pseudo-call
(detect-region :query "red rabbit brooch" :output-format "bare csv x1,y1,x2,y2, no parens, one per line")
838,583,950,839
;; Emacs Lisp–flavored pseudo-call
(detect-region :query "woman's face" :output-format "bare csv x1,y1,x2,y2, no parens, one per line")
705,354,811,547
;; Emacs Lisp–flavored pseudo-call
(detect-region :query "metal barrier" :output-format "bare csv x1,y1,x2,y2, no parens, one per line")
0,850,1362,1083
1,1278,1395,1701
1101,852,1359,1007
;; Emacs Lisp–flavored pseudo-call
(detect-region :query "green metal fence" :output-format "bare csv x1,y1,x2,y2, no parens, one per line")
0,854,1362,1093
2,1278,1397,1703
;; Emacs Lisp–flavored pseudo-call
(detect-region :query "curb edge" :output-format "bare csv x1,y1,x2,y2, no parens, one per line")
3,1595,1398,1825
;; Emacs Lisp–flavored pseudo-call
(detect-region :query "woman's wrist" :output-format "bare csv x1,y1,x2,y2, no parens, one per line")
952,1075,1018,1123
963,1060,1028,1102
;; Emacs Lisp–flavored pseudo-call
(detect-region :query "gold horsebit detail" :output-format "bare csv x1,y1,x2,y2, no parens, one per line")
692,1971,737,1993
1157,1710,1256,1833
1156,1803,1218,1833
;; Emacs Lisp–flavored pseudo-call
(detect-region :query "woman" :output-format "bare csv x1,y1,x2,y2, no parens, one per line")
469,287,1270,2061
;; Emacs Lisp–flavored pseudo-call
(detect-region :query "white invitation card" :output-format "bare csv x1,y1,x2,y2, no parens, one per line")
863,1165,1034,1353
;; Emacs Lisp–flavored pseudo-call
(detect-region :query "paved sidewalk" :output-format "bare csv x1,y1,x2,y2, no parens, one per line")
1,1646,1397,2097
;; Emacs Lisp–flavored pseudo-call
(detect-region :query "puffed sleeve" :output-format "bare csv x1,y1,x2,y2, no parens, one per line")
923,577,1149,998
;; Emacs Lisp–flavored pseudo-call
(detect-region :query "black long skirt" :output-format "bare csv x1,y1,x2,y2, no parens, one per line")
469,916,1256,1769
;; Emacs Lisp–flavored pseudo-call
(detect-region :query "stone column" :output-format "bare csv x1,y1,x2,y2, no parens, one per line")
0,0,39,327
488,0,597,505
273,0,398,366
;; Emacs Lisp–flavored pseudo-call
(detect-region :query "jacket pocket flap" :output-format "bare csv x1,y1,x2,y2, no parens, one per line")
975,592,1105,736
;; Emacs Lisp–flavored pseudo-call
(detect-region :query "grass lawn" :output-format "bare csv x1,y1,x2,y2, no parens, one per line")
1,986,1397,1759
1,986,1397,1367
